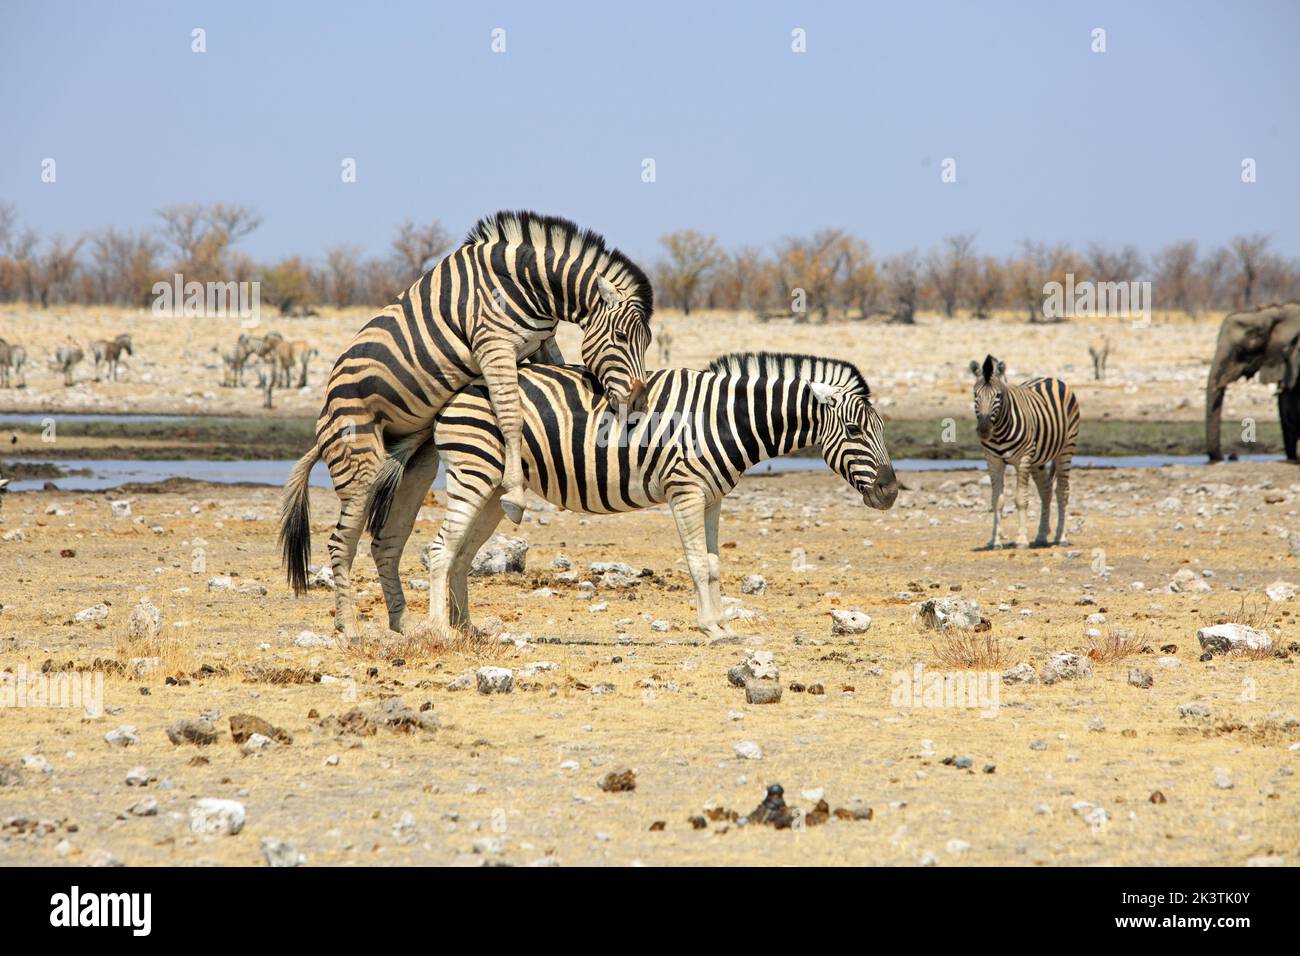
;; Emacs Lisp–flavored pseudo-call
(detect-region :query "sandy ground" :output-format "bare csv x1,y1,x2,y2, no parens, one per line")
1,463,1297,866
0,305,1275,427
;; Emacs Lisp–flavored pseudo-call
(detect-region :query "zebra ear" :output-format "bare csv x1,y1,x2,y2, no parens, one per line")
968,360,981,378
596,276,623,307
995,360,1006,378
809,381,838,405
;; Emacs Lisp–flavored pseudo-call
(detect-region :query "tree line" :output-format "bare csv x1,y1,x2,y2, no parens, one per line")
1,201,1297,321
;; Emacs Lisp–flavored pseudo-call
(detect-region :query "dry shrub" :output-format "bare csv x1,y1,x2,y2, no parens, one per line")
930,630,1009,669
1205,596,1276,631
340,619,508,663
1225,644,1281,663
1084,629,1150,664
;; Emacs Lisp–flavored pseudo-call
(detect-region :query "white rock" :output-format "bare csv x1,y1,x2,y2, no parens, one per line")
260,837,305,867
110,500,131,518
1169,568,1210,593
476,667,514,694
741,574,767,595
1265,580,1297,602
915,597,983,630
1197,623,1271,655
127,600,161,642
207,575,233,591
293,629,336,648
104,725,140,747
74,603,109,623
190,798,245,836
242,733,273,755
1039,652,1092,683
449,534,528,575
830,609,872,635
733,741,763,760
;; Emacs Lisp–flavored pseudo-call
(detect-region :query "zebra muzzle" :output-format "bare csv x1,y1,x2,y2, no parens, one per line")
627,378,648,412
863,464,898,510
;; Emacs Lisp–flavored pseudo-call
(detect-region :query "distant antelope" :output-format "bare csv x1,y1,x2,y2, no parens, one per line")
0,338,27,388
55,341,85,386
90,333,133,381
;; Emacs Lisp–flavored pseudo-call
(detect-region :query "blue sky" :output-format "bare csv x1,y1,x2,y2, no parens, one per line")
1,0,1297,264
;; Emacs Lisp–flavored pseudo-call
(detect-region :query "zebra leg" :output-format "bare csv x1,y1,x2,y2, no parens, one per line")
369,442,440,633
1053,457,1073,545
703,498,726,629
475,339,528,525
449,490,504,634
669,489,728,638
326,438,383,640
1013,458,1032,547
983,457,1006,549
1031,465,1052,547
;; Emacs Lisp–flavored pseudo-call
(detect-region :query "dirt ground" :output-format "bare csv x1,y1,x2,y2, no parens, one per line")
0,305,1277,427
1,462,1297,866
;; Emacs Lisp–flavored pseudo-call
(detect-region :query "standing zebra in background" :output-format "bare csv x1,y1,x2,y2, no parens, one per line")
0,339,27,387
279,211,652,639
270,337,316,388
363,352,897,638
969,354,1080,549
90,333,133,381
54,341,84,386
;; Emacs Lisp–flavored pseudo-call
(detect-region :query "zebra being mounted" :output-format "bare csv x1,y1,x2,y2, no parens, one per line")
365,351,897,639
969,354,1080,549
279,211,652,638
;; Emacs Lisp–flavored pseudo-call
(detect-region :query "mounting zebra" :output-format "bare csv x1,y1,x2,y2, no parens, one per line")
364,351,897,639
90,334,133,382
279,211,653,639
969,354,1080,549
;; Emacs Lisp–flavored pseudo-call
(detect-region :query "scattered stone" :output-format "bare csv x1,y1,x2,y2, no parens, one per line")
1169,568,1211,593
73,603,109,623
1213,769,1233,790
1127,668,1154,689
207,575,233,591
1265,580,1297,602
1039,652,1092,684
728,650,779,686
598,768,637,792
1197,623,1272,655
446,672,473,691
260,837,305,867
745,680,782,705
190,798,245,836
293,629,335,648
126,599,160,641
1149,790,1167,804
110,499,131,518
0,764,22,787
166,718,219,747
915,597,984,630
830,609,872,635
733,741,763,760
127,797,158,817
242,733,273,755
741,574,767,595
104,725,140,748
229,714,292,745
464,535,528,575
476,667,514,695
125,766,151,787
1002,662,1036,685
1178,702,1212,720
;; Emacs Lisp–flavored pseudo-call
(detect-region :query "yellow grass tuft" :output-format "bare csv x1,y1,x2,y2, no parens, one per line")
1083,629,1150,665
929,630,1009,670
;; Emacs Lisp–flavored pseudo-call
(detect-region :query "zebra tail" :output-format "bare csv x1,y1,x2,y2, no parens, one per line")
365,427,435,538
279,443,320,596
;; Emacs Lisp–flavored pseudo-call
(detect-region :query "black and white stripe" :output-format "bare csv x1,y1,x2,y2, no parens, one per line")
379,351,897,638
969,353,1080,548
278,211,653,637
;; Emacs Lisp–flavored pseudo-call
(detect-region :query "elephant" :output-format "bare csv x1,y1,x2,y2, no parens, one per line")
1205,302,1300,462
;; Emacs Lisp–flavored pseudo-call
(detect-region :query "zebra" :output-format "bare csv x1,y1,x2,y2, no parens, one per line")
345,351,898,638
0,339,27,388
969,354,1080,549
54,341,84,386
90,334,133,382
269,337,316,388
278,210,652,639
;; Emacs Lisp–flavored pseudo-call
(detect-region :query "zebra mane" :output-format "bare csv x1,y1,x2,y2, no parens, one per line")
464,210,653,312
705,351,870,398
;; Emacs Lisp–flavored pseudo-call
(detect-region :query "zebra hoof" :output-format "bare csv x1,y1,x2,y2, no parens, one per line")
500,498,524,525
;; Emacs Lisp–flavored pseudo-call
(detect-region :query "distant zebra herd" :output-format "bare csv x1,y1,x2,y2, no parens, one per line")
0,334,132,387
277,210,1080,642
221,331,318,407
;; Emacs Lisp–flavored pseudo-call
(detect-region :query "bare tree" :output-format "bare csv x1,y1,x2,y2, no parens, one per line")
1085,242,1144,285
882,251,921,324
836,236,879,318
657,229,725,315
390,219,451,286
325,245,362,308
1152,240,1199,316
924,233,975,318
775,229,848,322
969,256,1004,318
1229,234,1270,308
90,229,159,306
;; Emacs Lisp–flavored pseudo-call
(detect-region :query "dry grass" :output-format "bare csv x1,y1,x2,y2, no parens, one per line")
929,630,1010,669
340,618,507,663
1206,595,1277,631
1084,629,1151,665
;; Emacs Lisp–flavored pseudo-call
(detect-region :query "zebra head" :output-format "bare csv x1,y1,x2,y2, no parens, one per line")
970,354,1007,439
582,275,652,412
810,381,898,510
